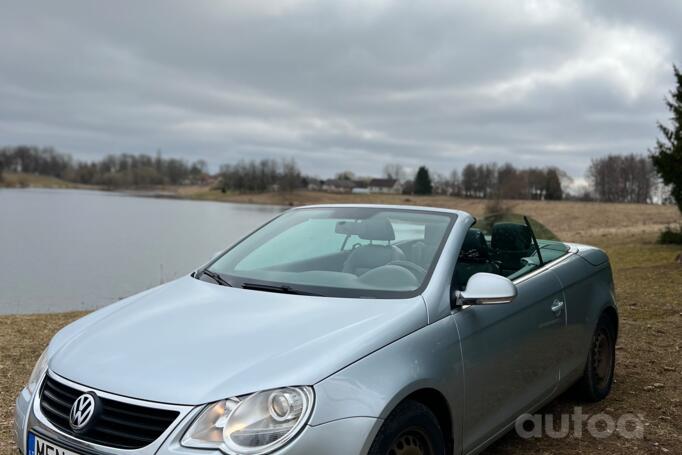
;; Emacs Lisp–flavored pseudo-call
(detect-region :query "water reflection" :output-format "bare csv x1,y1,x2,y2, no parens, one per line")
0,188,283,314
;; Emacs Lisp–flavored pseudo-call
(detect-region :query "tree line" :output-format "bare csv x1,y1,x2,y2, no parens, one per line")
0,146,211,188
457,163,564,200
0,146,310,192
394,155,664,203
387,163,566,200
0,144,671,204
218,159,303,193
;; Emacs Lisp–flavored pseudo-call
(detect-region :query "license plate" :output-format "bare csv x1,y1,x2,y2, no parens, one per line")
28,433,82,455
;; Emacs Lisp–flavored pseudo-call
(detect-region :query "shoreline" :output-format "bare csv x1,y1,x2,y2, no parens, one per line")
2,173,680,212
3,179,681,241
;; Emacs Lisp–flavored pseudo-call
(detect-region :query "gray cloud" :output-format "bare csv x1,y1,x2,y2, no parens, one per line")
1,0,680,179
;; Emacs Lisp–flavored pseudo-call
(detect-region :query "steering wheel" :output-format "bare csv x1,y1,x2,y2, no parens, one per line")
386,260,427,281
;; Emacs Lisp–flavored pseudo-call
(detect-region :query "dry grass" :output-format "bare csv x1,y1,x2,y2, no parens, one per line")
0,198,680,455
0,173,94,190
0,313,86,454
187,190,681,241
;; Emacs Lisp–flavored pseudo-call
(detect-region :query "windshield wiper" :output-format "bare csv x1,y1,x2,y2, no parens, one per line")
241,282,321,296
200,269,233,287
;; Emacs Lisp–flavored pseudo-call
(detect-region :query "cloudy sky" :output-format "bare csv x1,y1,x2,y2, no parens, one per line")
1,0,681,181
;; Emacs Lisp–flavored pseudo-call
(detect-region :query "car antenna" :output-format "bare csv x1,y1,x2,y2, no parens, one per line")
523,215,545,266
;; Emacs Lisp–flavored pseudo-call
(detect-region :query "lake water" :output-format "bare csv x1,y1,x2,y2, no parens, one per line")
0,189,283,314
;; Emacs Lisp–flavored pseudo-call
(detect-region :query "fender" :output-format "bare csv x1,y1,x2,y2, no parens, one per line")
310,316,464,452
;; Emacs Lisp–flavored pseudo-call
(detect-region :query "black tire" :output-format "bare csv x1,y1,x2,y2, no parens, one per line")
577,316,616,402
368,400,446,455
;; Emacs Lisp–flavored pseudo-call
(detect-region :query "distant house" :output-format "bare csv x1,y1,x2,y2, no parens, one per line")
368,178,402,194
322,179,355,193
307,179,324,191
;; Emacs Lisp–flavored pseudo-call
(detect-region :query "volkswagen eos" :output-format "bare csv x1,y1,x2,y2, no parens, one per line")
15,205,618,455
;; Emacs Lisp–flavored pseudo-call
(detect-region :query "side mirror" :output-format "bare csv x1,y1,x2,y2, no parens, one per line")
454,272,517,306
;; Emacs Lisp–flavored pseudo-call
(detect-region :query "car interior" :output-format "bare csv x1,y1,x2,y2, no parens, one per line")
225,215,447,292
452,223,570,290
329,217,569,291
213,211,569,295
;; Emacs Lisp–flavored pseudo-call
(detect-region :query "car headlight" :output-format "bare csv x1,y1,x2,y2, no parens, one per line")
26,349,49,395
182,386,314,454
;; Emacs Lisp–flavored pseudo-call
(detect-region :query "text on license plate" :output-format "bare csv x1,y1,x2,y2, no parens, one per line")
28,433,82,455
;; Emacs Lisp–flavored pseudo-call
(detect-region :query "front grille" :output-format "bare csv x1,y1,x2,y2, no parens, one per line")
39,374,180,449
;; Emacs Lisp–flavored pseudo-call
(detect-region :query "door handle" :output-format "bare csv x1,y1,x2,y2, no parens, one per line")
551,299,564,316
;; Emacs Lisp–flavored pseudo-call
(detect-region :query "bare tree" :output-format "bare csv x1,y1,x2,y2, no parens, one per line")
477,164,497,198
279,158,302,192
431,172,449,195
496,163,527,199
449,169,462,196
461,164,477,197
587,154,655,203
383,163,406,181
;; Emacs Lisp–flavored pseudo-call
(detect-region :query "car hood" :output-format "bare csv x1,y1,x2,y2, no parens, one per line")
49,276,427,405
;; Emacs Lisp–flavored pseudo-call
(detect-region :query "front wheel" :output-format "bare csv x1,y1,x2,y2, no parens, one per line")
368,400,445,455
577,316,616,402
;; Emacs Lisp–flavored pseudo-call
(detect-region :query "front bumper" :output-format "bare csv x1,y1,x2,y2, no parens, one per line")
14,387,31,454
14,377,380,455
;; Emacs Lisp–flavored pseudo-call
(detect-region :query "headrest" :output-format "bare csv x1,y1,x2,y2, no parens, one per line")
359,217,395,241
491,223,532,251
459,228,490,260
424,223,447,245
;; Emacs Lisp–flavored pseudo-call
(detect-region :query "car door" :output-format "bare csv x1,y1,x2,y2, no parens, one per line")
453,269,566,453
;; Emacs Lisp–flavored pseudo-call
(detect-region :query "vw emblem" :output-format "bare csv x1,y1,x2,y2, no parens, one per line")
69,393,99,432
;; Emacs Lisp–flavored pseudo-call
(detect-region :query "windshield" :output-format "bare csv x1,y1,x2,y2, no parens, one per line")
205,207,455,298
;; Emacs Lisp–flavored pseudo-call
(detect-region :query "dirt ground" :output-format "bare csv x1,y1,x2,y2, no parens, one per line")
1,199,680,454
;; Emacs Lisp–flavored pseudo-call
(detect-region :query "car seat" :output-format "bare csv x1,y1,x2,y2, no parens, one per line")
491,223,532,275
454,228,499,289
342,217,406,276
410,223,448,268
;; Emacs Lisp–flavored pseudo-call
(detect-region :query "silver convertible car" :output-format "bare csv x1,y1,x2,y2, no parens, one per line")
15,205,618,455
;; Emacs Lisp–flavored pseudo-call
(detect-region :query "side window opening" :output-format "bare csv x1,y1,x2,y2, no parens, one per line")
454,217,570,289
453,228,499,290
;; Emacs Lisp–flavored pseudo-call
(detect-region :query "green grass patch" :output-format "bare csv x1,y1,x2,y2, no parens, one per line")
659,224,682,244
